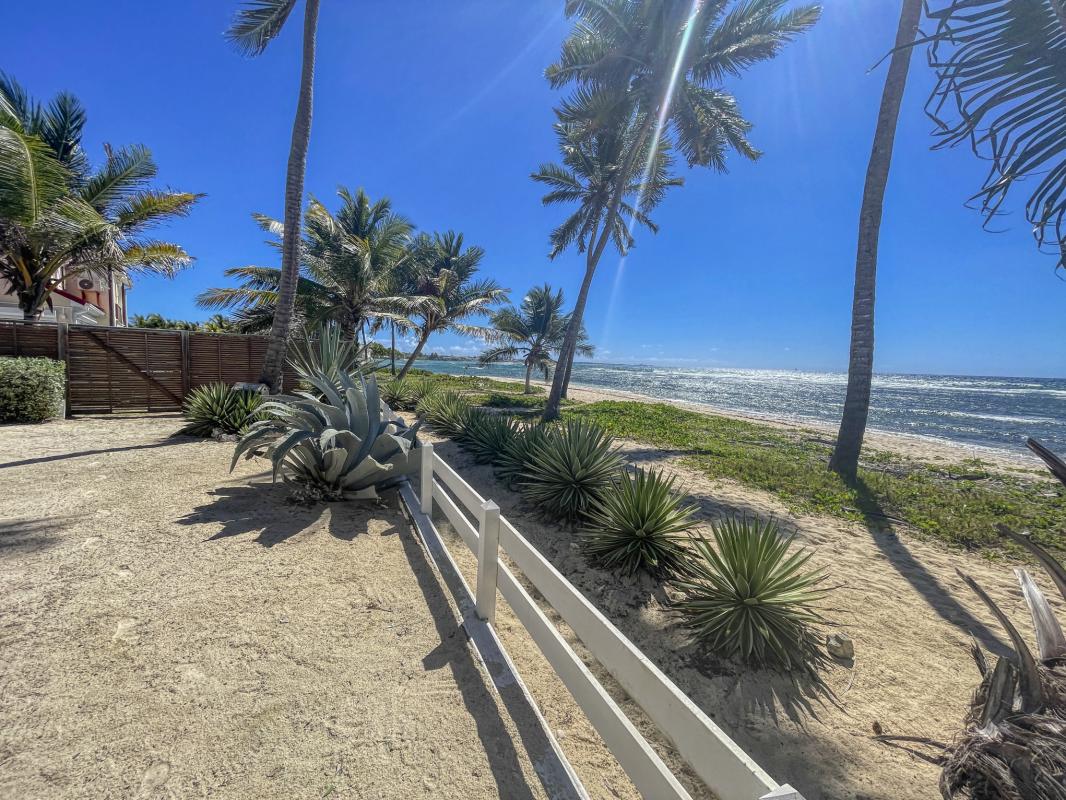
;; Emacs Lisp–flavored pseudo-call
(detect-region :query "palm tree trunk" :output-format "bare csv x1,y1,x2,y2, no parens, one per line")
390,322,397,375
561,352,574,399
829,0,922,480
397,330,429,380
524,361,533,394
257,0,321,393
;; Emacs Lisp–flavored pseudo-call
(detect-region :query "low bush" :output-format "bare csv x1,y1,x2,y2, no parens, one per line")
670,517,827,670
519,418,623,522
496,422,557,487
381,377,417,411
460,411,520,464
179,383,264,436
0,357,65,423
582,468,696,577
416,391,474,437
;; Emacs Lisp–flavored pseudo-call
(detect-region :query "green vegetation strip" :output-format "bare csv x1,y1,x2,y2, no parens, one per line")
563,401,1065,556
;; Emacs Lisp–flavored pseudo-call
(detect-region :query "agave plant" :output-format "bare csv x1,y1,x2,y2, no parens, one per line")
582,468,697,578
288,324,373,386
408,376,439,406
671,517,827,670
380,377,417,411
496,422,558,488
179,384,264,437
520,418,623,522
460,411,519,465
416,391,474,437
232,369,420,501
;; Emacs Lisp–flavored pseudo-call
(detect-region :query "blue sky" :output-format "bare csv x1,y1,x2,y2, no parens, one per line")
7,1,1064,377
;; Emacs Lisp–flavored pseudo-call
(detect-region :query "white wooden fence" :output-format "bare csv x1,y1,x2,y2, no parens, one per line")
411,441,805,800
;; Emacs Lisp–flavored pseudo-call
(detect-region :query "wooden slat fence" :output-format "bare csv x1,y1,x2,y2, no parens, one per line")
0,320,296,414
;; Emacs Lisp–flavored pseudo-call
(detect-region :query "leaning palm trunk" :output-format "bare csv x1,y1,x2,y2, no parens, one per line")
396,331,430,381
829,0,923,479
258,0,321,392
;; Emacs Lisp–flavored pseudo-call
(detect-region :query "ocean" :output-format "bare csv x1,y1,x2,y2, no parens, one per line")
409,360,1066,456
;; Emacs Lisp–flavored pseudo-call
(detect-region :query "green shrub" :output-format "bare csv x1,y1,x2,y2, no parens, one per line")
670,517,827,670
409,376,440,406
233,369,421,501
179,383,264,437
381,377,417,411
496,422,558,487
416,391,473,437
482,392,545,409
0,357,65,423
582,468,696,577
520,418,623,522
460,411,520,464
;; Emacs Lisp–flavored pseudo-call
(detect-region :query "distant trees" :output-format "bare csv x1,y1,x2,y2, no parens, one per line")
227,0,321,392
0,74,199,320
481,283,592,393
536,0,819,421
131,313,236,332
829,0,924,480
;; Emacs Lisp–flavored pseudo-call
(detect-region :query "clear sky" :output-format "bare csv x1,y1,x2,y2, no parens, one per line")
7,1,1064,377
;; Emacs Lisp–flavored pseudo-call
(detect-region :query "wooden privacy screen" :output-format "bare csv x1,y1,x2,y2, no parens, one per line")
0,321,297,414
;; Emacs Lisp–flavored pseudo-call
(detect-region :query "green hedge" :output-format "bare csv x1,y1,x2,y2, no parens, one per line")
0,357,66,423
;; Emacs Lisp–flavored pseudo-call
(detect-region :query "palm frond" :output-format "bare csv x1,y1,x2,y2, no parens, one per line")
226,0,298,56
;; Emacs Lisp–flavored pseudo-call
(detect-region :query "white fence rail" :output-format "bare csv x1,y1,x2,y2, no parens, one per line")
412,441,805,800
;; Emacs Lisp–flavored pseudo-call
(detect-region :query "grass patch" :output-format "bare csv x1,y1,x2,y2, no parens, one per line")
565,401,1066,556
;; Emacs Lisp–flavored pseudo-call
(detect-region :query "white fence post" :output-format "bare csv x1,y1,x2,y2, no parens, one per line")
476,500,501,624
420,442,434,515
761,785,805,800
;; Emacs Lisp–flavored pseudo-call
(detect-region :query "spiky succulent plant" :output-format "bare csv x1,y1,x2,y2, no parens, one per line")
582,468,696,577
179,383,264,437
380,377,417,411
496,422,558,487
232,369,420,501
671,517,827,670
519,418,623,522
416,390,474,437
460,411,520,464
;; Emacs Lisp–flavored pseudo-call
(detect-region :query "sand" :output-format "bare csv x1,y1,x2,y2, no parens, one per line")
419,418,1065,800
0,414,622,799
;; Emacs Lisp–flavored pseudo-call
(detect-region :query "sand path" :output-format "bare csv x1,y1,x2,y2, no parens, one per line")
0,415,558,799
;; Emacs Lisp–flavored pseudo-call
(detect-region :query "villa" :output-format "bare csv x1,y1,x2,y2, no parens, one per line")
0,270,131,327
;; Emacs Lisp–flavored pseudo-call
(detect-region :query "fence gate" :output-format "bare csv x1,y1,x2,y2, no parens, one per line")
0,320,296,414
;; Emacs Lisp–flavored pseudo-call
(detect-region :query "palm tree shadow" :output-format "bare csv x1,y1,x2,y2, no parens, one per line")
851,476,1010,658
176,479,400,547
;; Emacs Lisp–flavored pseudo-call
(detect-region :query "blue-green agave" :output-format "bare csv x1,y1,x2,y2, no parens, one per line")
232,369,421,500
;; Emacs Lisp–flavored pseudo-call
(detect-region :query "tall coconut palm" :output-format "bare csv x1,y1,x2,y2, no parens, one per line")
533,119,682,418
923,0,1066,269
0,80,199,319
227,0,321,392
539,0,820,420
198,187,414,340
481,283,593,393
829,0,923,480
394,231,506,380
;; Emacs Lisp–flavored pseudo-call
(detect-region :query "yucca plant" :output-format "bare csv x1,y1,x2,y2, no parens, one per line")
408,376,439,406
380,377,417,411
416,390,474,437
289,324,372,386
582,468,697,578
520,418,623,522
179,384,264,437
496,422,558,488
671,517,827,670
460,411,520,464
232,369,420,501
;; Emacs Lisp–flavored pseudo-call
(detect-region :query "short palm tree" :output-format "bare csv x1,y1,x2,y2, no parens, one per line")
394,231,506,380
481,283,593,393
538,0,819,420
198,187,414,343
0,76,199,320
227,0,321,392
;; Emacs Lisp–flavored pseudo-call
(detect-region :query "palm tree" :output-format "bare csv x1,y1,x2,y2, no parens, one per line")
533,120,682,418
538,0,820,420
394,231,506,380
198,187,414,341
227,0,321,392
923,0,1066,269
828,0,923,480
481,283,593,393
0,78,199,320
